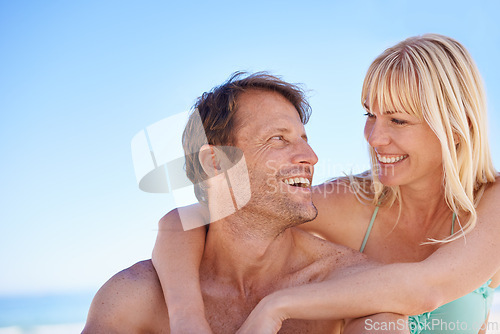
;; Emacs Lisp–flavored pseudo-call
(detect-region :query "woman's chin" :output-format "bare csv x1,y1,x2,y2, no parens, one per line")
377,175,403,187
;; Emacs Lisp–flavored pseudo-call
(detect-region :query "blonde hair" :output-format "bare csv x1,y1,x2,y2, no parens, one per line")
353,34,496,243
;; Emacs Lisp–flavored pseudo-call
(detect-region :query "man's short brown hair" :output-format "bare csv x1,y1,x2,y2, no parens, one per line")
182,72,311,203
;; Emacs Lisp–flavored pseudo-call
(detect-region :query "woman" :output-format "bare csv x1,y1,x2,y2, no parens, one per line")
153,34,500,334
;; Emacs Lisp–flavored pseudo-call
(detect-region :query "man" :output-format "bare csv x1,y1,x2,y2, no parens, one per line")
83,73,407,333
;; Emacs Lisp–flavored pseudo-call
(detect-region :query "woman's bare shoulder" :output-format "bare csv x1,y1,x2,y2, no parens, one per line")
477,174,500,209
301,175,376,246
488,173,500,192
313,174,374,215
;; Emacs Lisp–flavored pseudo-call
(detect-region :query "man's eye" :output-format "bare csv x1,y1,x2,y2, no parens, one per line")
270,135,284,140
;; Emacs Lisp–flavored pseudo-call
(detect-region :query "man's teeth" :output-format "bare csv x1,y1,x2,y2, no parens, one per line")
284,177,311,187
377,154,408,164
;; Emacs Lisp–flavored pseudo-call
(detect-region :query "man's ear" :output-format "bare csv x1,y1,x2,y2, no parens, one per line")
199,144,221,177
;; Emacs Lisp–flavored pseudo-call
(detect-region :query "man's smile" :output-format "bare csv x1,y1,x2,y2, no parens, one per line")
282,177,311,188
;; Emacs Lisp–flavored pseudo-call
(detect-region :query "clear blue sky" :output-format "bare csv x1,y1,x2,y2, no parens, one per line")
1,0,499,296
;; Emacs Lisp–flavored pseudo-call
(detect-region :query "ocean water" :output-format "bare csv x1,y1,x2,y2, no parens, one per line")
0,291,93,334
494,290,500,311
0,289,499,334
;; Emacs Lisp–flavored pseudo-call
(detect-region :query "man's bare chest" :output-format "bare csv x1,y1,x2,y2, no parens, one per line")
202,283,340,334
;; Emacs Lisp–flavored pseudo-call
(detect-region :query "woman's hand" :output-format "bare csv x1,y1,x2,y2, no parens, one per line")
237,294,288,334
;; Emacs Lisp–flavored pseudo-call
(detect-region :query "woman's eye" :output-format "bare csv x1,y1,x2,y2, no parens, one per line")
364,112,375,118
391,118,407,125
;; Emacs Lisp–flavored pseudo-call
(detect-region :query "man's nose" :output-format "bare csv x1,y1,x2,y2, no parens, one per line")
292,140,319,166
365,120,390,148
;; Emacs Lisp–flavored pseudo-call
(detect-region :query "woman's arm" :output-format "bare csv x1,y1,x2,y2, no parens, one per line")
238,182,500,333
151,205,211,333
343,313,409,334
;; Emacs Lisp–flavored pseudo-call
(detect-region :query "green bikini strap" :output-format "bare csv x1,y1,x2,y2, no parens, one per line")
451,212,457,235
360,205,379,252
360,209,457,252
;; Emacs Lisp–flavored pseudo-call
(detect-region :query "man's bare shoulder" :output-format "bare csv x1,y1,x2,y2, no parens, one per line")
83,260,169,334
290,228,378,281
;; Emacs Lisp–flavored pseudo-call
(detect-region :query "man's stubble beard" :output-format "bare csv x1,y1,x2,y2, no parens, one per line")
233,170,318,238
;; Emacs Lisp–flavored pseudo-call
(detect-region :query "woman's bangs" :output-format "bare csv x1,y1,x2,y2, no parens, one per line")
365,56,422,118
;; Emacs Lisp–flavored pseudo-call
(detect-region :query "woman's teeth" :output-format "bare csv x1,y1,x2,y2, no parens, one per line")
377,154,408,164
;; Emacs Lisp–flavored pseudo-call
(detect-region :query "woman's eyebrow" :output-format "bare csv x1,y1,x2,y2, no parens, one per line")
363,103,399,115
